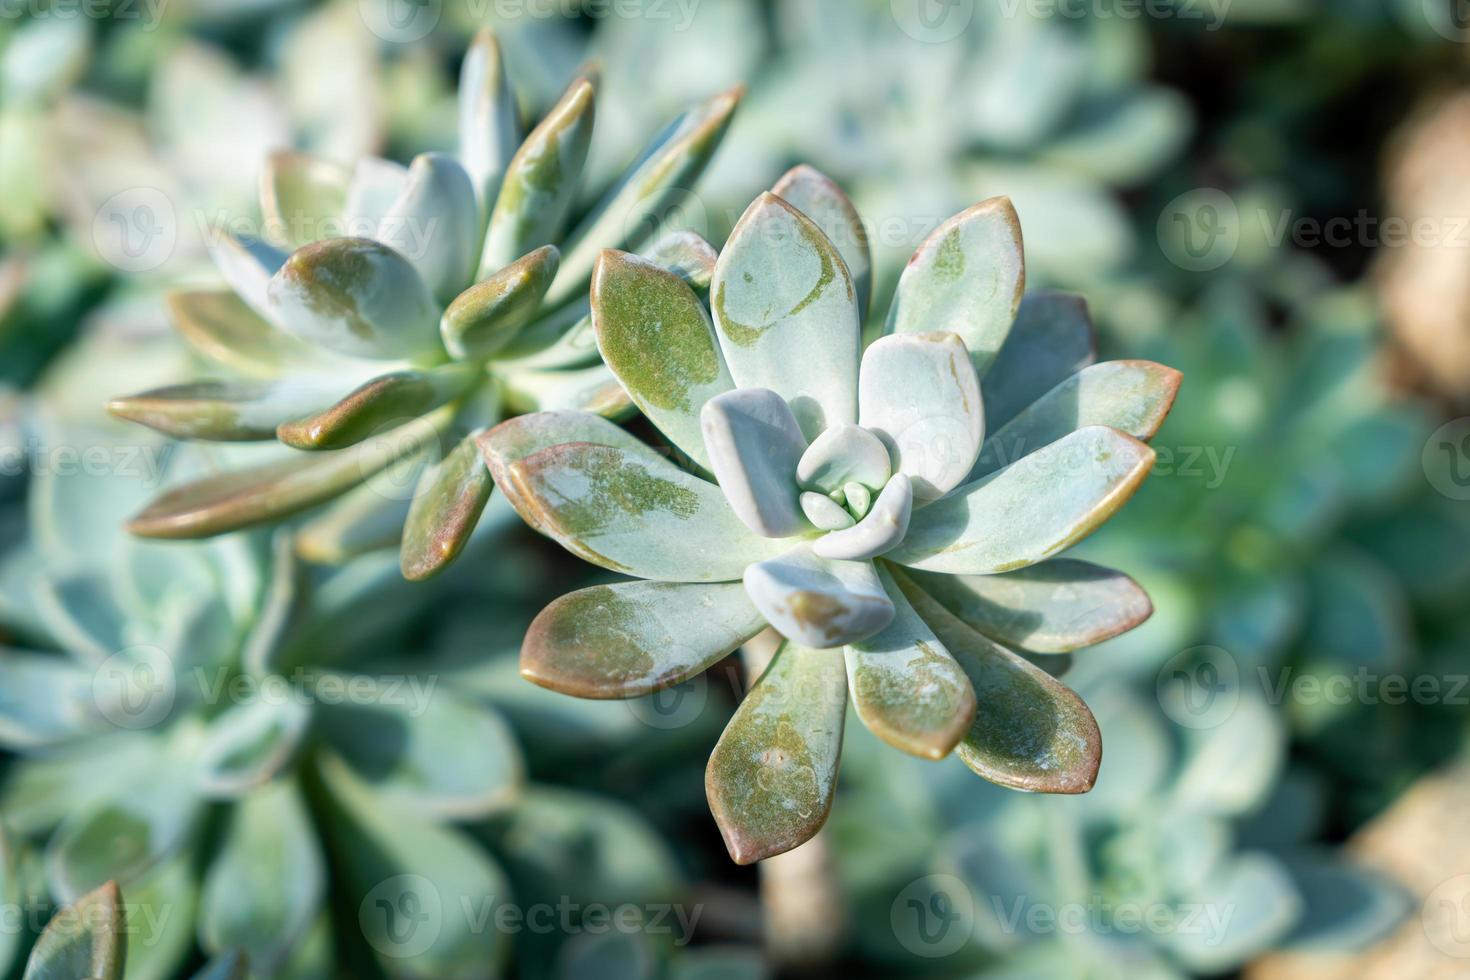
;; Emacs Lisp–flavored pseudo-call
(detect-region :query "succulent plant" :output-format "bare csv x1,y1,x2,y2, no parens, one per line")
479,168,1182,863
105,28,739,580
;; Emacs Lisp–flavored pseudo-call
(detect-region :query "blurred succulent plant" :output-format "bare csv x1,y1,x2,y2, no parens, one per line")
479,168,1181,863
107,28,740,581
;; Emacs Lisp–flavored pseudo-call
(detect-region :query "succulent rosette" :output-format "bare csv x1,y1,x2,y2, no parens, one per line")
107,28,739,580
481,167,1182,863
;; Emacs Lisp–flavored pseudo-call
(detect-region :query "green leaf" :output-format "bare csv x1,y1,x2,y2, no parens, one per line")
499,362,634,419
317,679,522,818
706,641,847,863
294,473,416,566
1162,855,1300,973
887,198,1024,379
479,75,595,276
980,290,1096,430
970,360,1181,481
127,406,452,539
890,426,1155,574
266,238,441,360
550,86,742,307
492,439,791,581
701,388,810,537
711,192,859,438
457,27,520,210
858,332,984,500
743,545,894,648
121,857,197,980
108,379,349,442
195,699,311,798
845,565,975,760
258,150,350,252
906,560,1152,653
593,249,734,468
894,570,1101,793
198,780,324,972
521,580,764,698
1276,855,1408,953
0,650,98,748
320,753,514,977
378,153,481,305
772,164,872,323
164,290,323,378
22,881,125,980
33,572,127,666
240,532,309,677
442,245,560,360
44,776,200,901
400,433,495,581
276,365,474,451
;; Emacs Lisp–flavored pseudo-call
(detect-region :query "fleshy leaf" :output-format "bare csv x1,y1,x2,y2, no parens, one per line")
457,27,520,210
800,492,853,531
45,775,199,900
294,475,413,566
258,150,350,251
894,570,1101,793
907,560,1152,653
811,473,912,561
887,197,1024,379
845,564,976,760
108,379,347,442
701,388,809,538
549,86,741,306
400,433,495,581
772,164,872,322
22,881,125,980
127,407,451,539
206,234,288,327
498,362,634,419
340,157,408,238
969,360,1181,481
266,237,441,360
276,365,474,451
165,290,321,378
858,332,984,500
377,153,481,304
706,641,847,864
593,250,734,468
711,192,859,438
195,699,311,797
796,423,890,495
493,440,791,581
522,580,765,698
981,290,1096,429
442,245,559,360
890,426,1155,574
479,76,595,276
198,780,323,973
743,544,894,648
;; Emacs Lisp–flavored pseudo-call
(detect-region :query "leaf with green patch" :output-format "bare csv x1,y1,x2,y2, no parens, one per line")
479,76,595,276
378,153,481,304
442,245,559,360
276,365,474,451
772,164,871,322
521,580,764,698
706,640,847,863
22,881,125,980
400,432,495,581
906,560,1152,653
889,426,1155,574
743,545,894,648
258,150,350,251
198,780,323,973
845,565,975,760
970,360,1181,481
109,379,351,442
593,250,733,467
127,407,452,539
711,192,859,438
266,237,441,361
893,570,1100,793
981,290,1095,429
887,197,1024,378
